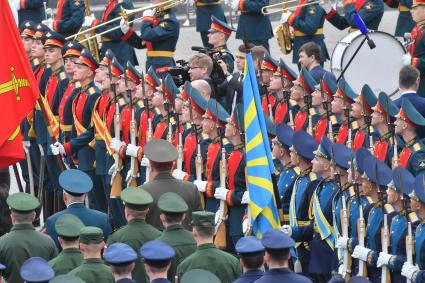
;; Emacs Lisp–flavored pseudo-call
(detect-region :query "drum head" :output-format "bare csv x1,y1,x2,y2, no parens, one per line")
331,31,406,95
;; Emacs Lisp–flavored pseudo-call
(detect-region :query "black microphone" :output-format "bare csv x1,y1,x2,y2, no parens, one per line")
353,13,376,49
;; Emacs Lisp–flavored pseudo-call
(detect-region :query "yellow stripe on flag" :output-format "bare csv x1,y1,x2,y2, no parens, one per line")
247,175,274,194
246,156,268,167
246,132,263,152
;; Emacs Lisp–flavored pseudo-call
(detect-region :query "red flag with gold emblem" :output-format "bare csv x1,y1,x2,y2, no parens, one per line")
0,0,39,167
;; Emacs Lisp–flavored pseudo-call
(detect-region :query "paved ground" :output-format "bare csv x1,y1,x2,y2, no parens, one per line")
9,10,399,210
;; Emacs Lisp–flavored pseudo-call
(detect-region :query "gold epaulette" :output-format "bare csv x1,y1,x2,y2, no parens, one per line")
349,186,356,197
118,97,126,107
87,87,96,95
75,81,81,88
384,203,395,214
164,13,170,19
366,196,373,203
154,107,161,115
309,107,320,116
409,212,420,223
330,115,337,125
222,137,230,146
137,100,145,109
202,133,209,140
289,99,297,107
413,142,423,153
309,172,318,181
351,121,359,130
59,71,67,81
293,166,301,175
170,116,176,125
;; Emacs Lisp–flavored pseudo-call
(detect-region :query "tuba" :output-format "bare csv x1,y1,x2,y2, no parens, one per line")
75,0,101,62
274,23,293,54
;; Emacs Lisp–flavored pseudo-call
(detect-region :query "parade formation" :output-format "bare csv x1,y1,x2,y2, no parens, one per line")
2,0,425,281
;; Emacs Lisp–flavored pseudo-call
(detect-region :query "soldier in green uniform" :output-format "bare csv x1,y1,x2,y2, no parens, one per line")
68,227,114,283
48,214,84,275
50,275,85,283
140,240,176,283
104,242,138,282
156,192,197,281
0,193,57,283
176,211,242,283
107,187,162,283
20,257,55,282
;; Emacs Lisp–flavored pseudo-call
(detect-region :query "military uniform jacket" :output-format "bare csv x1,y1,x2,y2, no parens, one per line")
385,0,415,37
352,123,379,152
48,247,83,275
93,0,138,66
176,243,242,283
325,0,384,31
53,0,85,37
277,164,299,222
18,0,45,26
399,137,425,176
144,171,203,230
157,224,197,281
409,22,425,97
107,218,162,283
195,0,225,32
236,0,273,42
45,202,112,249
0,224,58,283
232,270,264,283
254,267,313,283
182,128,210,182
286,1,329,64
59,82,80,143
68,258,114,283
411,220,425,283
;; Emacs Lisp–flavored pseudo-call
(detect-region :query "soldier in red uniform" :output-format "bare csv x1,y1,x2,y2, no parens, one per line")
292,68,317,133
42,0,85,38
259,54,278,121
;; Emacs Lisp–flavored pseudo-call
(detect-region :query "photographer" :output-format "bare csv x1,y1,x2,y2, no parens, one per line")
208,16,235,76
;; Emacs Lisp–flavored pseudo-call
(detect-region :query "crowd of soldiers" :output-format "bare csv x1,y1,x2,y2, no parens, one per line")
3,0,425,281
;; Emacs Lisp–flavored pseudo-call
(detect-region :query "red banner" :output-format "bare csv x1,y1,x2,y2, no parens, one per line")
0,0,40,167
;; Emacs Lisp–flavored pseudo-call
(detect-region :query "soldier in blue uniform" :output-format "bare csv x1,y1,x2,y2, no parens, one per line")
280,0,329,66
283,130,318,277
232,0,273,50
44,169,112,249
42,0,85,38
395,99,425,176
256,229,312,283
83,0,137,66
233,236,265,283
401,174,425,282
141,240,175,283
272,123,299,223
104,242,139,283
15,0,46,26
322,0,384,32
121,2,180,71
208,16,235,75
377,167,417,283
350,155,395,283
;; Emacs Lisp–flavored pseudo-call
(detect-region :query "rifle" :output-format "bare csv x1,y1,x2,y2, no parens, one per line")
301,72,313,135
361,98,373,153
124,66,138,187
344,104,352,149
108,57,122,197
214,99,228,249
399,171,413,283
385,95,398,168
163,93,173,143
321,80,334,142
173,98,183,170
188,90,205,209
141,75,151,183
331,147,349,278
376,163,390,283
23,142,35,195
279,67,294,128
350,155,367,277
257,59,273,121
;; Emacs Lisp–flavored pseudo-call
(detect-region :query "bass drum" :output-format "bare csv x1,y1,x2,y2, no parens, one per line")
331,30,406,95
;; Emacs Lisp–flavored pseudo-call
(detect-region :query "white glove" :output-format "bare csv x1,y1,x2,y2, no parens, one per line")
352,246,371,261
241,191,250,204
82,14,96,28
377,252,393,268
125,144,140,158
143,9,155,17
120,18,130,34
42,19,53,30
320,0,334,13
402,54,412,66
194,180,207,192
110,138,125,153
336,237,349,249
13,0,20,10
51,142,65,156
108,163,117,175
280,12,291,24
172,169,187,180
141,157,150,168
214,187,229,201
22,141,31,153
280,224,292,236
242,218,249,234
231,0,239,11
402,262,419,279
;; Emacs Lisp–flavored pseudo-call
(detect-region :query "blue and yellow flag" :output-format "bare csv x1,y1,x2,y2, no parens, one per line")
243,52,280,238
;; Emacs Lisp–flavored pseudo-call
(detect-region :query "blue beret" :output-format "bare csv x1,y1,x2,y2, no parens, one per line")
20,257,54,282
274,123,294,148
235,236,265,254
59,169,93,194
412,174,425,203
261,229,295,249
363,156,392,186
314,135,332,161
332,144,353,170
354,147,371,175
141,240,175,262
292,131,318,160
392,167,415,194
104,242,137,265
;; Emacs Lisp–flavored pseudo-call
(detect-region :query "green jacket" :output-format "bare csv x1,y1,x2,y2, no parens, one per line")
49,248,83,275
107,219,162,283
68,258,114,283
157,224,197,281
176,243,242,283
0,224,58,283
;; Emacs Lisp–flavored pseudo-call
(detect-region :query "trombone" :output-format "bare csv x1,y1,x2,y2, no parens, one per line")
261,0,323,15
66,0,185,41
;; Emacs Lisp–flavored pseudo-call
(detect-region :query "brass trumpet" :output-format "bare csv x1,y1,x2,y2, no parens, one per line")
261,0,323,15
66,0,185,41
